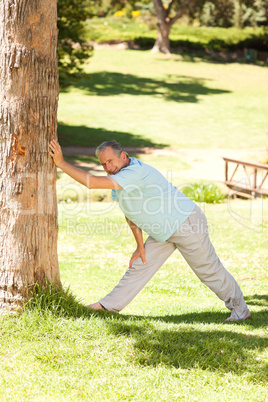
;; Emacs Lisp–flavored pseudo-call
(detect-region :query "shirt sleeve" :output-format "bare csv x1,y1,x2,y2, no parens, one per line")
111,189,119,201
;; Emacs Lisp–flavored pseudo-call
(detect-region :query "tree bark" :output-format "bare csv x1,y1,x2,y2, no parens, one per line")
0,0,61,310
152,21,172,54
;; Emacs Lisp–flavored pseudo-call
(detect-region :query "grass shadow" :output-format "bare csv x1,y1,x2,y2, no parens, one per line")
174,50,267,67
105,315,268,383
62,155,101,174
157,50,267,67
61,72,231,103
149,309,268,328
245,294,268,307
58,123,168,148
24,285,267,384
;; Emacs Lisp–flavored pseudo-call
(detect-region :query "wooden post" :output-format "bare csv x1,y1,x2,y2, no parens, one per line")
225,160,228,182
253,168,257,190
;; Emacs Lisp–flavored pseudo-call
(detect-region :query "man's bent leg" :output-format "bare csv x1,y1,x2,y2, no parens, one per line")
171,206,250,320
98,237,176,312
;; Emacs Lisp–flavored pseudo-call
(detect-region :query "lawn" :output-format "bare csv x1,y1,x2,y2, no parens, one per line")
0,200,267,401
58,48,268,149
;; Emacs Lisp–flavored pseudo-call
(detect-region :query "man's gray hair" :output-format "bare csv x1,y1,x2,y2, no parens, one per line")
95,140,129,158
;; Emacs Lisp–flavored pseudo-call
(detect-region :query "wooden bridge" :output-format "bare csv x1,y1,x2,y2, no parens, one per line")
223,157,268,198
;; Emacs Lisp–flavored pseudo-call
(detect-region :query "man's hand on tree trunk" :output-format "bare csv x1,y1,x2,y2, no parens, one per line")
49,140,65,168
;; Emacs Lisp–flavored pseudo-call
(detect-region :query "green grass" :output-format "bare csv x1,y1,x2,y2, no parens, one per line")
58,48,268,149
1,200,268,401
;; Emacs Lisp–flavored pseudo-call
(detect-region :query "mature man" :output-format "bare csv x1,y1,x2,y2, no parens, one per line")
49,139,251,321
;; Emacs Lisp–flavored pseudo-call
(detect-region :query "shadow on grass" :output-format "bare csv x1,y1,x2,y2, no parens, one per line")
61,72,231,103
105,314,268,383
63,155,101,174
158,51,268,68
24,285,267,383
245,294,268,307
149,309,268,329
58,123,168,148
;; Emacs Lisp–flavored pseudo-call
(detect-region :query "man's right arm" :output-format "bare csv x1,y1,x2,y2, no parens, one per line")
49,140,122,190
125,217,146,267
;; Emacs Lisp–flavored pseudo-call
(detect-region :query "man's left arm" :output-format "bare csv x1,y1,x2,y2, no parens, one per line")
125,217,147,267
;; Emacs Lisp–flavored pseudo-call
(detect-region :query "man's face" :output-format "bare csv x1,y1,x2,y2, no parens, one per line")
98,147,129,175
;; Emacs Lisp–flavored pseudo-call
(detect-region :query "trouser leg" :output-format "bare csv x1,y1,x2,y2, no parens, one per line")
99,236,176,312
170,205,249,320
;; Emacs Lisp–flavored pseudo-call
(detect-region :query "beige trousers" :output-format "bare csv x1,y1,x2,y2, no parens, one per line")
99,205,249,319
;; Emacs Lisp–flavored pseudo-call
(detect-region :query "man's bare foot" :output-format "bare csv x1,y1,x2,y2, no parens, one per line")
86,302,105,311
225,311,251,322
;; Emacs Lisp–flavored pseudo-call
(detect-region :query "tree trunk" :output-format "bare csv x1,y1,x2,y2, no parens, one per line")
151,21,172,54
233,0,243,28
152,0,172,54
0,0,61,310
151,0,190,54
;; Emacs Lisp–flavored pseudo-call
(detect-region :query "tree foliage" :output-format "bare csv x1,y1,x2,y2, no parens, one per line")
57,0,93,85
197,0,268,27
90,0,268,27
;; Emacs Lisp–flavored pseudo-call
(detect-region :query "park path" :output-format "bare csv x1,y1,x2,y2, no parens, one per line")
62,146,266,184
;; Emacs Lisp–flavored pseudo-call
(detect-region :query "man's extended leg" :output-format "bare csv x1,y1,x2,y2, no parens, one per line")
171,205,250,320
96,236,176,312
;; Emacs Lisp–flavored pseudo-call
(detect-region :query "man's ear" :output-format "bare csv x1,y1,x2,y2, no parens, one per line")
121,151,127,160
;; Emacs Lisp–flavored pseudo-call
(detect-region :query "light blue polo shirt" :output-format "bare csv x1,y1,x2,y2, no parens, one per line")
110,158,195,242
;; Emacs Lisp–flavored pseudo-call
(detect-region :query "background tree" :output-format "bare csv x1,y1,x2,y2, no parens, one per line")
0,0,61,310
238,0,268,27
84,0,200,53
101,0,195,53
233,0,244,27
198,0,234,27
89,0,268,47
57,0,94,85
151,0,195,53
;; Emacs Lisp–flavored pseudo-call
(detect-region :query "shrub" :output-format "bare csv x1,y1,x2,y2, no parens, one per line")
180,182,226,204
134,35,155,48
86,17,268,53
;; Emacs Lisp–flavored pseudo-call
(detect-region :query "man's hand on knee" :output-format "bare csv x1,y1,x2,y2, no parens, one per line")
129,246,146,268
